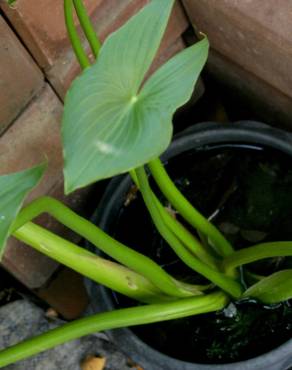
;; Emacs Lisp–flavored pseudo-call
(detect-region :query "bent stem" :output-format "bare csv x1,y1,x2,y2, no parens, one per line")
0,292,228,368
13,222,171,304
148,158,234,258
13,197,203,298
135,167,243,299
223,241,292,275
129,170,218,269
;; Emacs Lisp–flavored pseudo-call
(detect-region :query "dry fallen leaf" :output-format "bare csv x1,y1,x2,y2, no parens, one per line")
81,355,106,370
126,357,144,369
45,308,58,319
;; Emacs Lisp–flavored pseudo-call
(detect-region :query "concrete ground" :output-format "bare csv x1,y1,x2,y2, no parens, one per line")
0,300,137,370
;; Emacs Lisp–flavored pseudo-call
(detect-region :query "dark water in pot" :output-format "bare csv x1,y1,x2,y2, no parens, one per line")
110,144,292,363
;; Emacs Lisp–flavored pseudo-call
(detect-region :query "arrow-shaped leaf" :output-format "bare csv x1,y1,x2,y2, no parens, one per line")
243,269,292,304
0,164,46,259
62,0,209,193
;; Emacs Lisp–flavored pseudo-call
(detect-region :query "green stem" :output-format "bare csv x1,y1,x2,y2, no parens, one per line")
73,0,101,58
244,270,264,285
13,197,200,298
135,167,243,299
13,222,170,304
153,196,218,268
64,0,90,69
197,229,213,254
148,158,234,257
130,171,218,269
0,292,228,368
223,241,292,274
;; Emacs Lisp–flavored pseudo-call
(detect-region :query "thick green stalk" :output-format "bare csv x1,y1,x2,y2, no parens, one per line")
153,196,218,268
13,222,170,303
64,0,90,69
223,241,292,274
73,0,101,58
129,171,218,269
148,158,234,257
135,167,243,299
0,292,228,368
13,197,202,298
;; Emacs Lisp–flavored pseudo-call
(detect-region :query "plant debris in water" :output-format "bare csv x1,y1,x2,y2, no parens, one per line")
112,143,292,363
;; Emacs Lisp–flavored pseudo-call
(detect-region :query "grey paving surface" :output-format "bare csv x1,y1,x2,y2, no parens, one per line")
0,300,134,370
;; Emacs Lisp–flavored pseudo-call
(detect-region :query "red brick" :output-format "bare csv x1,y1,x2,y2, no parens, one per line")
2,0,188,98
208,50,292,130
0,15,43,134
0,0,144,70
148,36,186,77
182,0,292,101
2,238,59,290
0,0,102,69
0,84,63,194
0,84,62,287
0,83,101,288
37,267,89,320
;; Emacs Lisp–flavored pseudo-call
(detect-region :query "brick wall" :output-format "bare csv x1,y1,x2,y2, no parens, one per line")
182,0,292,128
0,0,189,316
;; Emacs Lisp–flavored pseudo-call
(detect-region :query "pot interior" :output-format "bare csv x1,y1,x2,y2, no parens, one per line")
105,142,292,364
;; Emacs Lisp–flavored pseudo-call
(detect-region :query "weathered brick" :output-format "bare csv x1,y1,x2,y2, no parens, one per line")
2,0,189,98
0,84,63,192
0,15,43,134
1,238,59,290
37,267,89,320
0,84,63,287
0,0,102,69
148,36,186,77
0,82,101,289
182,0,292,102
207,50,292,130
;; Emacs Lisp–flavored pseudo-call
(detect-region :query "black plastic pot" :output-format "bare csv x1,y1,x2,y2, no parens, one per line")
86,121,292,370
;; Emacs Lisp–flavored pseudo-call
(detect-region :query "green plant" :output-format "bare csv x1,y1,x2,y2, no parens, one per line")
0,0,292,367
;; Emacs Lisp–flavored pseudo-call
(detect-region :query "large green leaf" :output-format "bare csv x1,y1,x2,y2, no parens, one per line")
243,269,292,304
62,0,209,193
0,164,46,259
